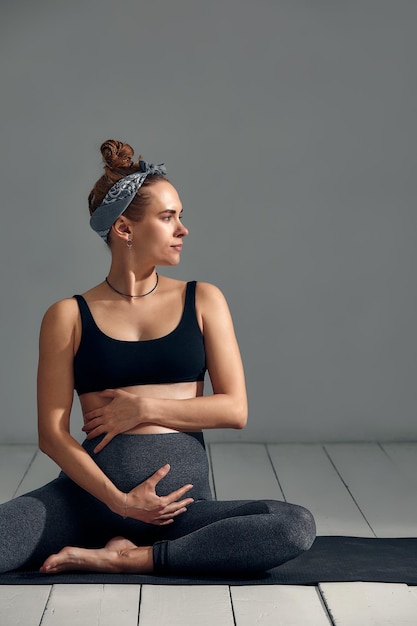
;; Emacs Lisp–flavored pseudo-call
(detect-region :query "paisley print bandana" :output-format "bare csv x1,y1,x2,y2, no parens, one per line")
90,160,167,240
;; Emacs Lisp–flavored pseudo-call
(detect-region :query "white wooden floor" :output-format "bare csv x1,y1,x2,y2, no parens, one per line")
1,441,417,625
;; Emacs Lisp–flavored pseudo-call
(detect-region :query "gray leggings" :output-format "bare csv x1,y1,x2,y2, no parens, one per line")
0,432,316,575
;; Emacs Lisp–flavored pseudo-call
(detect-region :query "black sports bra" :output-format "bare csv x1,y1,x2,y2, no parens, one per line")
73,281,206,395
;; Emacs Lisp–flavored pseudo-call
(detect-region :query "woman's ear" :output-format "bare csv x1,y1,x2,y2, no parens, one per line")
111,217,132,242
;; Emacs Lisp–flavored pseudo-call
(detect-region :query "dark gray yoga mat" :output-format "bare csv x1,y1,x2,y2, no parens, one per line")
1,537,416,586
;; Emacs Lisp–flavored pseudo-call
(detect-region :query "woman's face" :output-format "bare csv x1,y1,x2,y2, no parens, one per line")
130,180,189,266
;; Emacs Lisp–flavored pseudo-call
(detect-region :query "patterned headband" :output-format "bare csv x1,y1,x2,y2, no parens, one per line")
90,160,167,240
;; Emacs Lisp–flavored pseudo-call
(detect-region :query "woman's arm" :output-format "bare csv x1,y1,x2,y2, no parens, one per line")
83,283,248,450
37,299,193,522
144,281,248,427
37,299,124,510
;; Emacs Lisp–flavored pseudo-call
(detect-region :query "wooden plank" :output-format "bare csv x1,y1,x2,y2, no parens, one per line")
138,585,234,626
0,585,51,626
267,444,373,537
98,585,141,626
231,585,332,625
41,584,103,625
381,443,417,485
325,443,417,537
41,584,140,626
319,582,417,625
0,445,36,503
14,449,60,497
209,443,284,501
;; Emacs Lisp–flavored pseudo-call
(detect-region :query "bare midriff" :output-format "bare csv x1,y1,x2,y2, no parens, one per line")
79,381,204,435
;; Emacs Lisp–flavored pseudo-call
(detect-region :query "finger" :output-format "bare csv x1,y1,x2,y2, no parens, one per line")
153,498,194,519
83,409,103,422
164,497,194,511
153,502,193,524
158,506,188,520
142,497,194,518
161,484,194,505
146,464,171,488
93,432,115,454
82,417,102,431
85,424,106,439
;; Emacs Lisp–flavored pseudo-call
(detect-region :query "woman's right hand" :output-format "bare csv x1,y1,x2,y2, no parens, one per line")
120,464,194,525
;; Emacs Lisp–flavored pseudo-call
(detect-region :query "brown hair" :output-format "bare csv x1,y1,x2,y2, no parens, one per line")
88,139,168,244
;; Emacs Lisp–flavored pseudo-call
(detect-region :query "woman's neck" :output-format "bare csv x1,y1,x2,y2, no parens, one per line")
105,265,158,298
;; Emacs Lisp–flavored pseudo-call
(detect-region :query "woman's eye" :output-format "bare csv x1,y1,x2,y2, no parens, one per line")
162,213,183,221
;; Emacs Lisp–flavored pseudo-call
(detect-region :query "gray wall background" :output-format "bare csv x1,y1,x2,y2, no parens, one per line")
1,0,416,444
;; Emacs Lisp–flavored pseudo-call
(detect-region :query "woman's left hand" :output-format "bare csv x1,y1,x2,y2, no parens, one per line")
82,389,144,453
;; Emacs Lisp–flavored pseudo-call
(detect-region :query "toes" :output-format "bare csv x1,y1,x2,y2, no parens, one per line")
40,554,58,572
39,548,78,573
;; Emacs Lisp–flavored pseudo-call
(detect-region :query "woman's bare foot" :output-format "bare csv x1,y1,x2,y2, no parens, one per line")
39,536,154,574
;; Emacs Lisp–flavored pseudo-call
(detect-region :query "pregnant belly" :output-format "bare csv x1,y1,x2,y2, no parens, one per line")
82,431,212,501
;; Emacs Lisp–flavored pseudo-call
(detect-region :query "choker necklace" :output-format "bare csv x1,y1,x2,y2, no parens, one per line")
105,273,159,298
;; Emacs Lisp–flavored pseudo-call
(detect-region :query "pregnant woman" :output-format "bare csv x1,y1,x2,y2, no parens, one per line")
0,139,315,576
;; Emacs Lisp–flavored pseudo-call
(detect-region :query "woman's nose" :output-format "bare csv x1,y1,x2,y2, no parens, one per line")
177,221,189,237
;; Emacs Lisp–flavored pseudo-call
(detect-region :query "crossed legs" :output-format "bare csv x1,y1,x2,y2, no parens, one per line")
39,499,316,576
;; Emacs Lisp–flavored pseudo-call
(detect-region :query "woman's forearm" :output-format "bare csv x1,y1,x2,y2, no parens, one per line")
141,392,248,431
38,429,124,514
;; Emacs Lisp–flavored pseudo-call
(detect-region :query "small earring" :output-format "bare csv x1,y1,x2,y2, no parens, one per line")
127,237,133,249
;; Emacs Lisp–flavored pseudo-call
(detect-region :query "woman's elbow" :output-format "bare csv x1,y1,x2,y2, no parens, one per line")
38,425,62,457
38,431,53,456
235,412,248,429
231,400,248,429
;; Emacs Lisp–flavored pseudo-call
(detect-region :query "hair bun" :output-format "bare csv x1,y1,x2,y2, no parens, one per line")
100,139,134,169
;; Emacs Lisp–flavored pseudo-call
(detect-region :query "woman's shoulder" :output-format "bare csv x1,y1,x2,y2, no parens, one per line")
43,296,79,317
40,297,81,335
193,282,230,328
195,281,227,304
